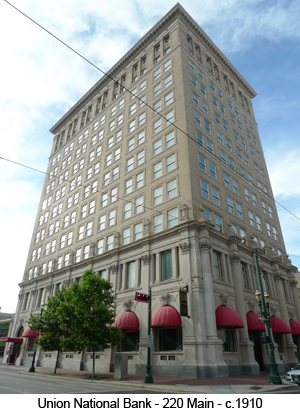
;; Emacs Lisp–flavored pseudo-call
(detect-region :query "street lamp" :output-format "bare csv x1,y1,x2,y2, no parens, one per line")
29,305,44,373
254,250,282,384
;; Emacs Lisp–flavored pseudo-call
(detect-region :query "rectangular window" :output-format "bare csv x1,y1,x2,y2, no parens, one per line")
168,208,178,228
201,180,208,199
212,188,220,205
125,178,133,195
123,228,130,246
134,223,142,241
215,215,222,232
213,251,223,281
124,202,131,219
97,239,104,255
153,186,162,205
196,132,203,147
227,197,234,214
154,139,162,155
165,131,174,148
162,250,172,280
127,262,135,288
167,179,177,199
154,161,162,179
107,235,114,251
153,214,163,233
135,196,143,214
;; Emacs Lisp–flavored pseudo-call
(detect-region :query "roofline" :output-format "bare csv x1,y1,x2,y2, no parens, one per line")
50,2,256,135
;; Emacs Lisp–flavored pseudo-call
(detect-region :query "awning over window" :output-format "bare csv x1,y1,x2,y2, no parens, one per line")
246,312,265,331
270,316,290,334
215,306,244,328
289,320,300,336
151,306,181,328
0,337,23,343
113,311,139,330
22,328,38,338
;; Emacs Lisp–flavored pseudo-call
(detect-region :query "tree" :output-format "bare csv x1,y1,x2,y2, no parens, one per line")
57,270,123,378
27,286,70,374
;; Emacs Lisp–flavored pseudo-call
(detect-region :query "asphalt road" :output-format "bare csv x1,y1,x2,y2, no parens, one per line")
0,369,155,394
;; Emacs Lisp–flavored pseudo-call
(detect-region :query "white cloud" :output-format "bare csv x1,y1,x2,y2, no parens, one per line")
268,149,300,198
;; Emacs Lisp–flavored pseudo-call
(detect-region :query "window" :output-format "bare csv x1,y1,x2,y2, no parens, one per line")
227,197,234,214
236,203,243,219
165,131,175,148
154,119,162,134
164,74,172,88
153,214,163,233
135,196,143,214
99,215,106,231
134,223,142,241
125,178,133,195
256,216,262,230
162,250,172,280
153,186,162,205
223,173,230,188
154,139,162,156
166,154,176,172
215,215,222,232
193,93,199,106
126,157,134,172
86,222,93,237
124,202,131,219
123,228,130,246
194,111,201,125
167,179,177,199
266,223,272,237
165,91,173,106
201,181,208,199
127,261,135,288
106,235,114,251
213,251,223,281
232,180,238,194
272,226,278,240
67,231,73,246
212,188,219,205
217,327,236,352
154,83,161,97
209,163,216,178
97,239,104,255
196,132,203,147
165,110,174,126
75,248,81,263
108,210,116,226
248,211,254,226
198,155,205,172
137,150,145,166
206,139,213,153
205,120,211,134
268,206,273,218
154,161,162,179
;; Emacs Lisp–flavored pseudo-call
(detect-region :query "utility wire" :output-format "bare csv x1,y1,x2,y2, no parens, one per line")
3,1,300,225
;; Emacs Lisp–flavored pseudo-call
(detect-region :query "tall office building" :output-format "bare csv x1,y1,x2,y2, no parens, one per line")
8,3,300,377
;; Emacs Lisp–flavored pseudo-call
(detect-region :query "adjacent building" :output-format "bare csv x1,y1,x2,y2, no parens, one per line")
9,3,300,377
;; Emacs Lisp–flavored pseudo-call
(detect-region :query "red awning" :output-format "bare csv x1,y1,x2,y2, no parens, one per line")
22,328,38,338
151,306,181,328
215,306,244,328
113,311,139,330
246,312,265,331
0,337,23,343
290,320,300,336
270,316,291,334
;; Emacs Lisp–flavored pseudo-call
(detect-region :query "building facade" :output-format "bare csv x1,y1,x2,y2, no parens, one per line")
10,3,300,377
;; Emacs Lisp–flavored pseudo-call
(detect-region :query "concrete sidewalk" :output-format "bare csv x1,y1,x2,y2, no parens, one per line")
1,363,298,394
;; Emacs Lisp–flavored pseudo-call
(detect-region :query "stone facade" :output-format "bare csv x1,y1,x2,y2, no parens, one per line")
10,3,299,377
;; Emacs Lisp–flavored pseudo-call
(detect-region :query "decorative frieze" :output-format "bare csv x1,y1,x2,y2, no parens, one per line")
290,280,298,289
110,264,118,274
123,300,132,311
220,293,228,306
141,254,151,265
144,219,150,236
179,241,190,254
180,204,188,221
160,293,169,306
273,272,282,282
114,232,120,248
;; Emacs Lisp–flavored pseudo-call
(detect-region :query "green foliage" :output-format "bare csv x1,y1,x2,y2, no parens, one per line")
27,286,70,352
56,270,123,353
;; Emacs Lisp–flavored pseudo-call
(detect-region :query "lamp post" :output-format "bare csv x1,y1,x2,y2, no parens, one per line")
254,249,282,384
144,287,153,384
29,305,44,373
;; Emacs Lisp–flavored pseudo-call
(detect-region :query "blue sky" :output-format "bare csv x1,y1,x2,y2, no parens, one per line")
0,0,299,313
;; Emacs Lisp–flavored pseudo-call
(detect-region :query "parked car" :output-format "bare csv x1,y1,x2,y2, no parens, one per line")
286,363,300,385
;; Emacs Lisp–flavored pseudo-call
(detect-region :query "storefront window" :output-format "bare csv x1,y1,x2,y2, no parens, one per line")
119,331,139,352
156,327,182,351
217,327,236,352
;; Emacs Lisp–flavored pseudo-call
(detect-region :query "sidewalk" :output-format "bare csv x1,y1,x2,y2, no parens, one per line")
1,363,297,394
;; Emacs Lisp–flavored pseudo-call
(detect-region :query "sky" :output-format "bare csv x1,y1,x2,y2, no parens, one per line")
0,0,299,313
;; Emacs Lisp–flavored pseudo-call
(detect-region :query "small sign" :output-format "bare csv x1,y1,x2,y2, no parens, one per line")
135,292,150,303
147,335,153,348
180,290,188,317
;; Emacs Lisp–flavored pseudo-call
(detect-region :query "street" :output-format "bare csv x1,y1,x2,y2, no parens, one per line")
0,368,160,394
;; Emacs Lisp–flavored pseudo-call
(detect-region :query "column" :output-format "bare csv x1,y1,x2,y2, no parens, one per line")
290,279,300,322
230,253,260,374
199,241,228,378
273,273,297,364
